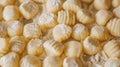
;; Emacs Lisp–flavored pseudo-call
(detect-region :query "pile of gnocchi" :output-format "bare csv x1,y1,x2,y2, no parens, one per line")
0,0,120,67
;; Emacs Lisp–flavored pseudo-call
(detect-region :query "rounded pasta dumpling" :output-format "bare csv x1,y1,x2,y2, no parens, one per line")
43,56,62,67
90,25,109,41
0,52,20,67
46,0,63,13
96,9,113,26
83,36,100,55
0,38,10,56
104,58,120,67
104,40,120,58
0,22,7,37
10,36,26,54
63,0,81,13
3,5,20,21
20,55,42,67
0,0,15,7
43,39,64,56
7,20,23,37
94,0,111,10
53,24,72,42
23,23,42,40
64,40,83,57
57,10,76,26
107,18,120,37
113,6,120,18
27,38,43,56
38,12,57,28
112,0,120,7
72,23,89,41
19,1,39,19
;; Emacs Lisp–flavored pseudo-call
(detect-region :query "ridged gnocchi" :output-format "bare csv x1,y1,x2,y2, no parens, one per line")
27,39,43,56
0,0,15,7
20,55,42,67
64,40,83,58
83,36,100,55
57,10,76,26
0,52,20,67
107,18,120,37
72,23,89,41
113,6,120,18
43,39,64,56
104,40,120,58
96,9,113,26
10,36,26,54
19,1,39,19
112,0,120,7
53,24,72,42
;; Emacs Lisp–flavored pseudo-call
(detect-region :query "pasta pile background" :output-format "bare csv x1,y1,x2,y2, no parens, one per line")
0,0,120,67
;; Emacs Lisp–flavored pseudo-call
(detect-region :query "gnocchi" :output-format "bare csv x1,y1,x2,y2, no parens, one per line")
0,0,15,7
113,6,120,18
112,0,120,7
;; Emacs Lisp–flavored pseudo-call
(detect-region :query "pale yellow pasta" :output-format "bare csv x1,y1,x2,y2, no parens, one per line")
72,23,89,41
104,40,120,58
38,12,57,28
94,0,111,10
107,18,120,37
83,36,100,55
104,58,120,67
3,5,20,21
23,23,42,40
0,0,15,7
64,40,83,58
7,20,23,37
0,22,7,37
0,52,20,67
19,1,39,19
53,24,72,42
27,38,43,56
112,0,120,7
0,5,3,20
10,36,26,54
63,57,83,67
20,55,42,67
81,0,93,3
77,9,94,24
113,6,120,18
0,38,10,56
96,9,113,26
90,25,109,41
57,10,76,26
63,0,81,13
43,39,64,56
43,56,61,67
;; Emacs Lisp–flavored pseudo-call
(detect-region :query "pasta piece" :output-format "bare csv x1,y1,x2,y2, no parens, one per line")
53,24,72,42
33,0,47,3
57,10,76,26
19,1,39,19
0,38,10,56
20,55,42,67
0,0,15,6
112,0,120,7
81,0,93,3
77,9,94,24
104,40,120,58
83,36,100,55
64,40,83,57
107,18,120,37
43,39,64,56
96,9,113,26
63,57,83,67
94,0,111,10
46,0,63,13
72,23,89,41
43,56,61,67
0,52,20,67
0,22,7,37
10,36,26,54
0,5,3,20
38,12,57,28
113,6,120,18
27,39,43,56
23,23,42,40
3,5,20,21
90,25,109,41
63,0,81,13
104,58,120,67
7,20,23,37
